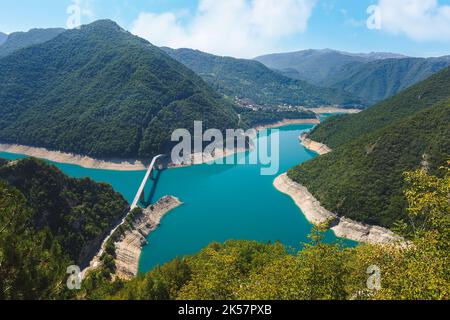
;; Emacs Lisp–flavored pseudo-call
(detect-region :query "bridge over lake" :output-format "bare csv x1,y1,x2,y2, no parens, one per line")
81,154,165,279
131,154,164,209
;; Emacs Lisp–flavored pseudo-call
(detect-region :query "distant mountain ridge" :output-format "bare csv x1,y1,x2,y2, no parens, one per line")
309,65,450,148
323,56,450,104
0,20,240,159
162,47,363,108
328,49,408,60
0,27,65,58
0,32,7,45
254,49,397,84
255,49,450,104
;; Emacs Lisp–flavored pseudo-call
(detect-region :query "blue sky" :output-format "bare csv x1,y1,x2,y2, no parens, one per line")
1,0,450,58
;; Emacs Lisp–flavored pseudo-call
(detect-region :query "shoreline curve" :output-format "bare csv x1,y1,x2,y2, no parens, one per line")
0,118,320,171
273,173,403,245
299,133,332,155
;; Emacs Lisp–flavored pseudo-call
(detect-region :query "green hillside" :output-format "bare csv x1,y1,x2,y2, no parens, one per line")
255,49,371,83
309,66,450,148
0,20,239,159
0,158,129,265
0,28,64,58
288,68,450,228
256,49,450,104
0,158,129,299
162,47,363,108
324,57,450,104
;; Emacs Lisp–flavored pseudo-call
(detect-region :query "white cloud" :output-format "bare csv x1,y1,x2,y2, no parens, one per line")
131,0,317,58
377,0,450,41
74,0,95,19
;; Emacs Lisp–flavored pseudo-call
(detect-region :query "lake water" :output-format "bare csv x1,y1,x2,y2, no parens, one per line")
0,124,354,273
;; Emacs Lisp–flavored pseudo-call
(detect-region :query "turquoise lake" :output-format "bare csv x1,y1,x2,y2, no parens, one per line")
0,123,354,273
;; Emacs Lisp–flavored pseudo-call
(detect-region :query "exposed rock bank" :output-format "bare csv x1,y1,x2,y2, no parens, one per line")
254,118,320,131
306,107,362,114
0,143,147,171
114,196,182,280
273,173,403,245
0,119,318,171
299,133,332,155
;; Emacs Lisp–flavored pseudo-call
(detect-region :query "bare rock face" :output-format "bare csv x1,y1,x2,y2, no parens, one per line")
114,196,182,280
299,133,332,155
331,217,403,244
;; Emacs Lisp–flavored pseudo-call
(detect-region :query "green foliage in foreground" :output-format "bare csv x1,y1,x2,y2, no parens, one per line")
0,181,70,299
85,166,449,300
0,158,129,266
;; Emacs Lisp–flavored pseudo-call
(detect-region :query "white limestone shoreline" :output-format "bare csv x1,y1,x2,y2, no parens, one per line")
299,133,332,155
306,107,362,114
81,196,181,280
254,118,320,130
0,118,319,171
0,143,148,171
273,173,403,244
290,130,403,244
0,143,237,171
114,196,182,280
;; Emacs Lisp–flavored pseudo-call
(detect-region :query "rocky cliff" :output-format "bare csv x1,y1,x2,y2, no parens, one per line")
114,196,182,279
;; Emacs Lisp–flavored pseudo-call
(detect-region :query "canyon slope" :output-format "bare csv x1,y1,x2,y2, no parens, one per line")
289,66,450,228
0,20,240,159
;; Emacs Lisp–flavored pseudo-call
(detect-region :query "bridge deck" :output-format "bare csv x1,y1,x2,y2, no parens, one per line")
81,154,164,279
131,154,164,209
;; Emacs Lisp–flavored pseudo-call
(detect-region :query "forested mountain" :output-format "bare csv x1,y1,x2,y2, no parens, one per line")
0,32,7,46
0,20,240,159
255,49,450,104
309,66,450,148
0,28,64,58
288,67,450,228
322,56,450,104
0,157,129,299
162,47,363,108
255,49,406,84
